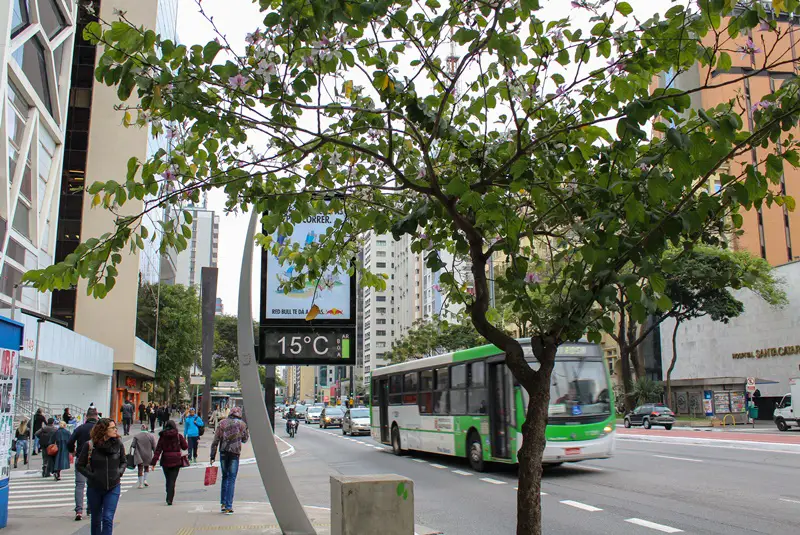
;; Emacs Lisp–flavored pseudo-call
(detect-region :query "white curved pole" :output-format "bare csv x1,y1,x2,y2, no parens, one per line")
238,209,317,534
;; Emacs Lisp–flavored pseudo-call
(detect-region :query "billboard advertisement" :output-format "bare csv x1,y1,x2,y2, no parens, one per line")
265,214,351,321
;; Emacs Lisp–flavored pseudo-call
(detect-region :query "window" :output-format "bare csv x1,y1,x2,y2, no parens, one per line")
376,342,386,348
12,200,30,239
451,365,467,388
468,362,488,414
15,37,53,114
377,240,387,246
364,321,370,330
435,368,449,390
420,371,434,415
376,319,386,325
449,390,467,415
376,352,386,358
403,373,418,404
377,307,386,314
376,296,386,302
376,330,386,336
377,262,386,268
449,364,468,415
11,0,30,37
376,251,387,257
389,375,402,404
40,0,67,39
371,380,380,405
433,390,448,414
420,370,434,391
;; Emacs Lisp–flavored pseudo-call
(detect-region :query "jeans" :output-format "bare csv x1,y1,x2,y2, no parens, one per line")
220,453,240,509
87,484,121,535
75,467,89,514
187,436,199,461
14,439,28,464
162,466,180,504
33,435,39,454
122,418,131,435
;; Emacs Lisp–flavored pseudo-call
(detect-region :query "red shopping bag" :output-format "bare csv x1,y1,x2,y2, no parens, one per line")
204,466,218,486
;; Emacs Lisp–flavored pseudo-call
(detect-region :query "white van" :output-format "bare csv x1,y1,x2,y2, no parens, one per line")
773,378,800,431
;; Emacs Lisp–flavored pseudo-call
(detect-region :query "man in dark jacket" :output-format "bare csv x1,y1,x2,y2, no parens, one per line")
35,418,57,478
68,408,98,521
138,401,146,424
31,408,46,454
121,399,134,436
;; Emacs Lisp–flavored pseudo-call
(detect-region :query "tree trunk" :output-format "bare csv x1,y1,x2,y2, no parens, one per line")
617,311,635,411
515,342,556,535
666,319,681,408
629,319,644,379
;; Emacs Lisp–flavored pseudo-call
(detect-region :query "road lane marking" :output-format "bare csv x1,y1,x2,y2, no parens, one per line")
625,518,683,533
575,464,604,471
412,459,427,463
479,477,507,485
452,470,473,476
653,454,703,463
560,500,602,512
429,463,447,469
780,498,800,504
512,487,548,495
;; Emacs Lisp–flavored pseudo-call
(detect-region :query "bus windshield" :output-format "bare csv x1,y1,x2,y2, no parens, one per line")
547,359,610,419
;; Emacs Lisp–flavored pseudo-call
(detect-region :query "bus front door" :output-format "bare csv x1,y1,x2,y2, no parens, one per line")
379,379,390,443
489,363,511,459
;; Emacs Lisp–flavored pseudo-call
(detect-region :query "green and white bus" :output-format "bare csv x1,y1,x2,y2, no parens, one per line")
370,340,615,471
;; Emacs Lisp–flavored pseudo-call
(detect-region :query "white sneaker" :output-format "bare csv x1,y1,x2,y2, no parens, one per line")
138,483,144,489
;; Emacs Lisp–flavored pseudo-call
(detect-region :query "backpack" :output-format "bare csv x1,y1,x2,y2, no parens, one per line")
197,419,205,436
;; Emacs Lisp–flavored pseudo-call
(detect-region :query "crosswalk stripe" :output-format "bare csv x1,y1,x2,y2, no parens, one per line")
9,500,75,510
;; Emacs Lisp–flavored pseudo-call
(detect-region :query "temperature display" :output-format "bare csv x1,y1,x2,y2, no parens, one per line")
261,328,353,364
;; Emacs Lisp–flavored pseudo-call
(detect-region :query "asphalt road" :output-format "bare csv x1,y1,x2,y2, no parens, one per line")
272,422,800,534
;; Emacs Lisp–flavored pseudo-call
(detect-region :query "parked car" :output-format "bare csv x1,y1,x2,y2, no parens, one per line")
342,407,371,436
320,407,344,428
773,378,800,431
624,404,675,430
306,406,323,425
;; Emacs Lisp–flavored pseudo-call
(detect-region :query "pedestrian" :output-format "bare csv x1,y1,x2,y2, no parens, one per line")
138,401,146,425
76,418,125,535
32,408,46,455
121,398,134,436
63,408,73,425
148,403,157,433
14,419,29,468
131,424,156,489
151,420,188,506
68,407,99,521
35,417,57,478
209,404,222,430
52,421,71,481
158,405,167,428
210,406,249,514
182,408,203,463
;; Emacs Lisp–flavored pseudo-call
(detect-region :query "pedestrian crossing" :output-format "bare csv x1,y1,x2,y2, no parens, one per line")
8,472,140,510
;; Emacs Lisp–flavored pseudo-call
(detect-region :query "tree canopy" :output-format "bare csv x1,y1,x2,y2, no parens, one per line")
385,316,486,363
24,1,800,533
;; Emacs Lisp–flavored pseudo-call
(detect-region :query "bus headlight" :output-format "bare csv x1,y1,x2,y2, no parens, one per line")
603,426,613,434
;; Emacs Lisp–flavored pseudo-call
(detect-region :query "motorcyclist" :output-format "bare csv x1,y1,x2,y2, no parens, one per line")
286,407,298,435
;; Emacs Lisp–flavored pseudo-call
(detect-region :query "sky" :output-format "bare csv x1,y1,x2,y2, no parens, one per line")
173,0,680,317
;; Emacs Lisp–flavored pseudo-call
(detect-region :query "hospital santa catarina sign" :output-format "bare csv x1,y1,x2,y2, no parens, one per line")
732,345,800,359
259,212,356,366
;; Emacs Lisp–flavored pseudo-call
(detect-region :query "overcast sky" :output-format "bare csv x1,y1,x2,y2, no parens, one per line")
174,0,680,317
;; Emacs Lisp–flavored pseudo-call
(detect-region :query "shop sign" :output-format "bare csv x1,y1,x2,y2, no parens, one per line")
125,376,137,388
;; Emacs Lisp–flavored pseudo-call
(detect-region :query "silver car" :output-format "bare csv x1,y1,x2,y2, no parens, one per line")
342,408,371,436
306,406,323,424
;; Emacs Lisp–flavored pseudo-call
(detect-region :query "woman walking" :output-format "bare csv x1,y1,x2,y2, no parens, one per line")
35,417,57,477
76,419,126,535
138,401,146,425
151,420,187,506
148,403,157,433
32,408,46,454
131,425,156,488
14,419,29,468
63,408,73,425
51,421,72,480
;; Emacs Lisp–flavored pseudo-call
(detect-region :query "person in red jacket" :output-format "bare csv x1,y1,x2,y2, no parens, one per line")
150,420,188,506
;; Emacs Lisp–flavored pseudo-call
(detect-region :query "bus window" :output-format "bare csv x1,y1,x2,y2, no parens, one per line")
435,368,449,390
403,372,418,404
450,389,466,414
468,362,488,414
419,370,434,414
451,364,467,388
433,391,448,414
389,375,402,405
420,370,434,390
371,380,380,406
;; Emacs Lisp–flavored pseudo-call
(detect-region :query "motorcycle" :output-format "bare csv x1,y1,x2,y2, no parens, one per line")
287,418,298,438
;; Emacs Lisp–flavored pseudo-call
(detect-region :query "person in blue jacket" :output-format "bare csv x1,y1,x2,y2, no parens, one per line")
183,407,204,463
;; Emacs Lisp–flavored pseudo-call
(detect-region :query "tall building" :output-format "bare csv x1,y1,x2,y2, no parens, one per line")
173,202,219,287
665,9,800,266
1,0,78,316
215,296,223,315
361,232,396,379
49,0,179,420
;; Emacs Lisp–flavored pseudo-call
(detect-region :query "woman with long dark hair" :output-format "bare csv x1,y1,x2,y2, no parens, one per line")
76,418,126,535
151,420,188,505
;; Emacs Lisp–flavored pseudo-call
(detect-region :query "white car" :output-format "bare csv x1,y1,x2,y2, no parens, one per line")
342,408,371,436
306,407,323,424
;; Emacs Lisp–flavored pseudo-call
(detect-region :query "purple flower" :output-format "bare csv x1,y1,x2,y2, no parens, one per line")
228,73,248,90
759,21,771,32
607,58,624,75
245,30,263,45
432,284,441,292
551,29,563,42
162,164,179,182
165,127,178,140
737,37,763,60
304,55,315,68
417,168,426,179
555,85,567,98
524,272,541,284
751,100,775,113
570,1,583,8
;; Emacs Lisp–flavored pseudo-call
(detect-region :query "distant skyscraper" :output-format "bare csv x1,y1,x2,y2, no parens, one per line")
215,297,223,315
173,202,219,287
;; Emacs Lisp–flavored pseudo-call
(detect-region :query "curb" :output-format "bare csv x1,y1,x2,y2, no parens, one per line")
618,434,800,453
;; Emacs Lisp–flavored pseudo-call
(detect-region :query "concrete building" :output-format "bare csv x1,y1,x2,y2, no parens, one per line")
663,9,800,266
173,203,218,287
362,232,396,380
215,297,223,315
660,260,800,422
286,365,314,404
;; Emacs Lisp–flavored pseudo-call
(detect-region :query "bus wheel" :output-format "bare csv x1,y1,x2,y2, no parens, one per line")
467,432,485,472
391,426,404,456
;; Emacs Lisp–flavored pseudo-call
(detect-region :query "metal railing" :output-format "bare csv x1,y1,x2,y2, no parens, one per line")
14,398,86,424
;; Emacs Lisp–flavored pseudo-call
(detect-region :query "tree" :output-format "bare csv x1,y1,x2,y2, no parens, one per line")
136,283,201,402
664,247,786,405
633,377,663,406
213,314,258,381
385,316,485,363
24,2,800,533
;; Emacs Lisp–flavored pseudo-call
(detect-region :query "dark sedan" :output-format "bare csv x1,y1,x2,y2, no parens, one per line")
320,407,345,428
624,403,675,430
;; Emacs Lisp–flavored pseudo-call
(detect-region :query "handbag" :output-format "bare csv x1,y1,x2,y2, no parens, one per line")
11,439,16,452
180,454,190,468
126,444,136,470
204,465,218,486
47,443,58,456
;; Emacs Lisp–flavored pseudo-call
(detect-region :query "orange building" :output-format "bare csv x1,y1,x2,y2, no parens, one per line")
660,12,800,265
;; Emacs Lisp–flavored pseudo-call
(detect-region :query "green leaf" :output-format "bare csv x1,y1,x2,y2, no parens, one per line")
718,52,732,71
617,2,633,15
649,273,667,294
453,28,480,45
203,40,222,63
656,294,673,312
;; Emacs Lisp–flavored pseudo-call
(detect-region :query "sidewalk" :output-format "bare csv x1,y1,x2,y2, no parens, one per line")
618,427,800,452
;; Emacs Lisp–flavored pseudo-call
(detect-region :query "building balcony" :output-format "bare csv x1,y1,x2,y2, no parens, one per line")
134,337,157,375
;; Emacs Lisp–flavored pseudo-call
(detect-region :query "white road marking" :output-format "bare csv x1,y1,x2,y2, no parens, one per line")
575,464,604,471
9,499,75,510
625,518,683,533
780,498,800,504
411,459,427,463
479,477,507,485
653,454,703,463
452,470,473,476
560,500,602,512
429,463,447,469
